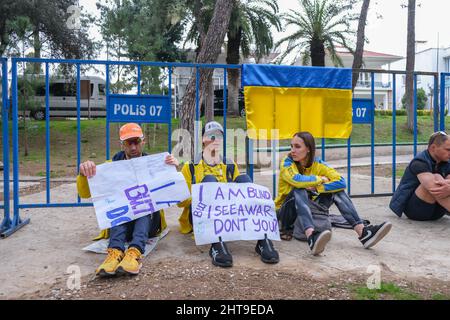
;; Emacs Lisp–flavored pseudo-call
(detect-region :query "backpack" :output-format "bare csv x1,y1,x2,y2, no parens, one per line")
293,200,332,241
189,160,235,184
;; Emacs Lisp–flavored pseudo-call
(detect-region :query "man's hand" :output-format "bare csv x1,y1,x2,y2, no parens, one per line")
165,154,179,167
429,180,450,200
79,160,96,178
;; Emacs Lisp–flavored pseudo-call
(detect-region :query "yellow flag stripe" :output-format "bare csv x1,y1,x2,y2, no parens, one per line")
244,86,352,140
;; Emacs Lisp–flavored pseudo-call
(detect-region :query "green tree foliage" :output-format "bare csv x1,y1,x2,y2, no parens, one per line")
97,0,188,94
184,0,281,116
0,0,97,60
402,87,428,110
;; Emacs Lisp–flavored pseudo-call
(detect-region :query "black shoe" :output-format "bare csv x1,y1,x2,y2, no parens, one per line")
209,241,233,268
359,221,392,249
256,238,279,264
307,230,332,256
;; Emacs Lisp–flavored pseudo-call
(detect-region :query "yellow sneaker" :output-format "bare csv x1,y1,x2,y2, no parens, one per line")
116,247,143,275
96,248,124,277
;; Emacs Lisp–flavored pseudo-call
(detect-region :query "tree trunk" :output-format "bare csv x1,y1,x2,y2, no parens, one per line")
226,27,241,116
310,38,325,66
33,24,42,75
352,0,370,91
205,73,214,122
180,0,235,158
0,21,9,56
405,0,416,132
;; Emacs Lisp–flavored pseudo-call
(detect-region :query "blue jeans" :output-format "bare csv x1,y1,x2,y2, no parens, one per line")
108,213,156,254
279,189,363,233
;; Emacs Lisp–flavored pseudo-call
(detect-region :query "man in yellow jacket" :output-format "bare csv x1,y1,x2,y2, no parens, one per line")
178,121,279,268
77,123,177,277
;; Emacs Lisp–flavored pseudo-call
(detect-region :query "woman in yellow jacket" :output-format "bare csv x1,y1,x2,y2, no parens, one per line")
178,121,279,268
275,131,392,256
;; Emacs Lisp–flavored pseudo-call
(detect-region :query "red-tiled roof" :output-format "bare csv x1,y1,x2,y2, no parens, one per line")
334,46,402,58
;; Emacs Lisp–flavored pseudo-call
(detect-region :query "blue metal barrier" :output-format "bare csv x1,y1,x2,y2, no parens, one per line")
1,57,12,236
4,57,241,238
2,57,445,238
248,69,441,198
440,73,450,131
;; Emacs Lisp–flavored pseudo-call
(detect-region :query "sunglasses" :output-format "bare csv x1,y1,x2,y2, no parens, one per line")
429,131,448,145
205,132,223,141
122,138,143,146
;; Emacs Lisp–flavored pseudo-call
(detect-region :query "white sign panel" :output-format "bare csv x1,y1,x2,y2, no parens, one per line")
88,152,190,230
191,182,280,245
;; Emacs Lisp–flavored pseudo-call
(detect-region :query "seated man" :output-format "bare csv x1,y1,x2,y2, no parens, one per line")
390,131,450,221
77,123,178,277
178,121,279,267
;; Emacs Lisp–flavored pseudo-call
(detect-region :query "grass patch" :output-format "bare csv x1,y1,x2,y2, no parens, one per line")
431,293,450,300
0,115,442,177
352,282,422,300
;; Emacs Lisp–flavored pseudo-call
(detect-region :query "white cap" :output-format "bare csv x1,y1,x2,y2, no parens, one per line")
203,121,224,136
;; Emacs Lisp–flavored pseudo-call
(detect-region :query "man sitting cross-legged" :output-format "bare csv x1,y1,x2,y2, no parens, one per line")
390,131,450,221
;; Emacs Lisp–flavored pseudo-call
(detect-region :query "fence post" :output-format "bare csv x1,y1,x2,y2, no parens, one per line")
440,73,447,131
2,58,30,238
1,58,12,234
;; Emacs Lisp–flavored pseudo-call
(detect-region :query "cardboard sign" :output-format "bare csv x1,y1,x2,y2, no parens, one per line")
88,152,190,230
191,182,280,245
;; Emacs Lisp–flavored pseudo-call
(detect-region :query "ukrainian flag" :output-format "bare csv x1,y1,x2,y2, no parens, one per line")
242,64,353,140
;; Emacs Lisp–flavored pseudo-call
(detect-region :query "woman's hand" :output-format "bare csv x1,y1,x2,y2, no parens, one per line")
165,154,179,167
320,176,330,184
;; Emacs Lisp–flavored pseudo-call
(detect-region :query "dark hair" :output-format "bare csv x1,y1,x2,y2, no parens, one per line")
293,131,316,168
428,131,449,148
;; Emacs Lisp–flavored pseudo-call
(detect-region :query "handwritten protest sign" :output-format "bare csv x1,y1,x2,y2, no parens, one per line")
191,182,280,245
88,152,190,230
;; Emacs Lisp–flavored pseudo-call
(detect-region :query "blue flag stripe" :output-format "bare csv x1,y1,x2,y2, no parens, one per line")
242,64,352,90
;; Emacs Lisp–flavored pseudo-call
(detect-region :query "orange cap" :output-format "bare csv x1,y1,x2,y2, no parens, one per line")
119,123,144,141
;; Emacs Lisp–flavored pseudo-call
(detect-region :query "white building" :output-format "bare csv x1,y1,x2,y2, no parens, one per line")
294,47,403,110
172,47,403,115
389,46,450,111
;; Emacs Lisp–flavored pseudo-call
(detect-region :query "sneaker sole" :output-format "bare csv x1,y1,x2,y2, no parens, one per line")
260,257,280,264
116,265,141,276
211,260,233,268
96,269,116,277
311,231,332,256
363,222,392,249
255,247,280,264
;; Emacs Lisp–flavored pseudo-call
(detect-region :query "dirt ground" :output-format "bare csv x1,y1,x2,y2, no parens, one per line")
20,259,450,300
1,172,450,300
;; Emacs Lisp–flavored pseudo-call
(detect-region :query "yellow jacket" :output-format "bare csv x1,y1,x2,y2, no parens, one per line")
177,159,240,234
76,162,167,240
274,155,346,209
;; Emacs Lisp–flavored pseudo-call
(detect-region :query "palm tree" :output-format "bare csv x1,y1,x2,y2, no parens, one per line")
185,0,281,116
226,0,281,115
276,0,357,67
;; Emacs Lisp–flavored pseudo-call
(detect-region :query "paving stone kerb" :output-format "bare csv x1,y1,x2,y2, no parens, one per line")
0,172,448,299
